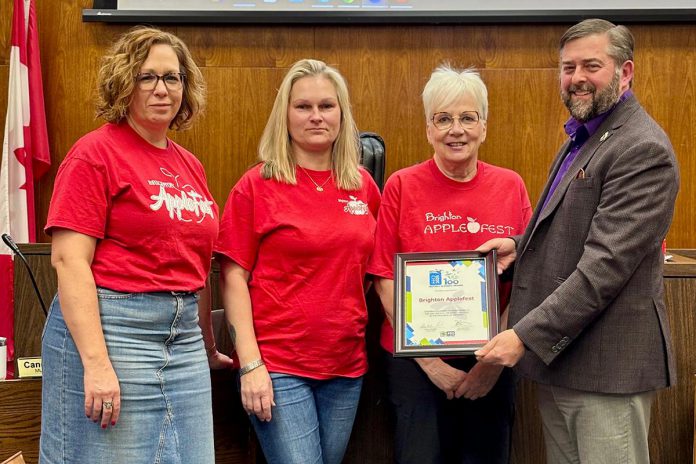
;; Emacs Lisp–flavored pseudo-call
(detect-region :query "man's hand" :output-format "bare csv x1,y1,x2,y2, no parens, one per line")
475,329,525,367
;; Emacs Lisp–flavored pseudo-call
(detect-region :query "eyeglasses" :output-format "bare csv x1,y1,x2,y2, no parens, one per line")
431,111,480,131
135,72,186,91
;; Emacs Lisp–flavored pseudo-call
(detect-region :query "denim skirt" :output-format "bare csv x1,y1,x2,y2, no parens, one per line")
40,288,214,464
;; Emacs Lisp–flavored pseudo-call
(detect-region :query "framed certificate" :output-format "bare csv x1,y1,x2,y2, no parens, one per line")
393,250,499,357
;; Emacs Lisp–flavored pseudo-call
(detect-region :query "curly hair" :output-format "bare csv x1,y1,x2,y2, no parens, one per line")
258,59,362,191
95,26,205,130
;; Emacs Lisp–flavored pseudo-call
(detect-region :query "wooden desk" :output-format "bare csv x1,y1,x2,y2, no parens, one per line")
3,246,696,463
0,380,41,464
650,250,696,464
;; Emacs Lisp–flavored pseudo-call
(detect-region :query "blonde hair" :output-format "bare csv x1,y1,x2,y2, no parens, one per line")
96,26,206,130
258,59,362,191
422,64,488,122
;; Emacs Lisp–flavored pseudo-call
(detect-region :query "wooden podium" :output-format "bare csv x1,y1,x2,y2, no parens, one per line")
2,245,696,463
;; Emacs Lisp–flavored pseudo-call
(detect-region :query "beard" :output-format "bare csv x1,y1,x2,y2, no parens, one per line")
561,70,622,122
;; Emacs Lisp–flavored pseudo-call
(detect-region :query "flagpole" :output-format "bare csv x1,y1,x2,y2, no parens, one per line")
0,0,51,379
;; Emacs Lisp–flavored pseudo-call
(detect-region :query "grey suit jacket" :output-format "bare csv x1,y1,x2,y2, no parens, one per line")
509,94,680,394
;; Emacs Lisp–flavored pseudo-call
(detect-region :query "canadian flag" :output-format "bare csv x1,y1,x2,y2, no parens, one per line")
0,0,50,378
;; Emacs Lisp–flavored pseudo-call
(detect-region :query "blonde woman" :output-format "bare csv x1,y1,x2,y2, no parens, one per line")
216,59,380,464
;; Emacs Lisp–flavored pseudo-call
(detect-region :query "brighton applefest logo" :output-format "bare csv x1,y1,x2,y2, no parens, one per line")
423,211,514,235
148,168,215,223
339,195,369,216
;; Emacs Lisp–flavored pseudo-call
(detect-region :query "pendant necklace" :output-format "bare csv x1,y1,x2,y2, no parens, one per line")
299,166,332,192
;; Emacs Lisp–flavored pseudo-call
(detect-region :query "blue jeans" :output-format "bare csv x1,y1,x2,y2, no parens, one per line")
40,288,214,464
250,373,363,464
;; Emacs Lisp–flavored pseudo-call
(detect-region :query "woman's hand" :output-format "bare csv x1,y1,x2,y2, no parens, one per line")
415,357,467,400
207,349,235,370
454,362,503,400
476,237,517,275
240,366,275,422
83,359,121,428
52,229,120,428
220,259,274,420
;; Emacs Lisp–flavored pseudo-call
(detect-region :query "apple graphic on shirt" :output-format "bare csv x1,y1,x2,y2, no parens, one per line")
466,217,481,233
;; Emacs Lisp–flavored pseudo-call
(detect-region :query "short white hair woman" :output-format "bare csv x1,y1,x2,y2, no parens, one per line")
368,64,532,463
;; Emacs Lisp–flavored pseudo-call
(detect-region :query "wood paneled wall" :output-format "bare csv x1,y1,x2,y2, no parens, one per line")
0,1,694,246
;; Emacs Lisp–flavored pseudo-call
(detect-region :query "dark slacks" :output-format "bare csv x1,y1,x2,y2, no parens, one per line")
383,351,515,464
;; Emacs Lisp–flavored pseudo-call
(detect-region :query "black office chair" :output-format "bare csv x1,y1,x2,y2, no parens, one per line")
359,132,386,191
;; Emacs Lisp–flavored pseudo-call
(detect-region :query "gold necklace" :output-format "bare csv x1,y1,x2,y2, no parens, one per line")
299,166,332,192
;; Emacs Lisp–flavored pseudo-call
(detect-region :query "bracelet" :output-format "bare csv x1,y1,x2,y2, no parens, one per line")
239,359,265,376
205,343,217,357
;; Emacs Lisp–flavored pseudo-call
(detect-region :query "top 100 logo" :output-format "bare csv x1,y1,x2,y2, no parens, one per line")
428,269,462,287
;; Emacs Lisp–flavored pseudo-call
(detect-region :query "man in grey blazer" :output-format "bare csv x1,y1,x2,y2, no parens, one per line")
475,19,679,464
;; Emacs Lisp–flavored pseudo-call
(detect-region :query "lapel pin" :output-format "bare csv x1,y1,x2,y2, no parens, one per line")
600,131,609,142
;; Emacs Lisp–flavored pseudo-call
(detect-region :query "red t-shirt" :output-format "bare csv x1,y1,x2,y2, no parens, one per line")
215,165,381,379
45,122,218,292
367,159,532,353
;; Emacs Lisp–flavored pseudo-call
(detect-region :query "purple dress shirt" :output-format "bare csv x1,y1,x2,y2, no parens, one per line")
540,90,633,213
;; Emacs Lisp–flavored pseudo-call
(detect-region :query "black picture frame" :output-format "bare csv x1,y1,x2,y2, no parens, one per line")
393,250,499,357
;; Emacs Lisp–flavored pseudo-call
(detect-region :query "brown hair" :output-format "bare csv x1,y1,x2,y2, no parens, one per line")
95,26,205,130
560,19,634,86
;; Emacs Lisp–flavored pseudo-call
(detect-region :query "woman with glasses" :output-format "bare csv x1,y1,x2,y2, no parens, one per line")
40,27,232,463
215,59,380,464
368,65,532,464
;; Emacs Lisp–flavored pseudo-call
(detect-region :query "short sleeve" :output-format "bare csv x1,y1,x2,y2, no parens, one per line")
519,178,533,227
367,174,401,280
361,169,381,219
45,155,109,238
215,173,262,271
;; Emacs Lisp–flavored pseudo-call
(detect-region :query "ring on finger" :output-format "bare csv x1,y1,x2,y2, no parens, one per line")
103,401,113,410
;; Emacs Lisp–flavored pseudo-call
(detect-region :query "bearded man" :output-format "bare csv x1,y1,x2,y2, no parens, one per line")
474,18,680,464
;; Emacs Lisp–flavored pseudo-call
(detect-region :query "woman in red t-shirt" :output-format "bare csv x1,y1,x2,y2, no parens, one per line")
216,59,380,464
41,27,232,464
368,65,532,464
